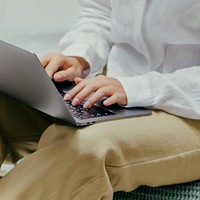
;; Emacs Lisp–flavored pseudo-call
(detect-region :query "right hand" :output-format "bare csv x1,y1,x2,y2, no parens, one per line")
40,52,89,82
64,75,128,108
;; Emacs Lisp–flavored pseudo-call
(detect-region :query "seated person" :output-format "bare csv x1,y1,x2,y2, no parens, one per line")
0,0,200,199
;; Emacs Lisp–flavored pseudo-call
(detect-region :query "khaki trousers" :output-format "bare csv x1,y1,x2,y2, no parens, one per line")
0,93,200,200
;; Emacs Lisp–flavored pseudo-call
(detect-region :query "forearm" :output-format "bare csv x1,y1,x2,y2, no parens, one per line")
118,66,200,119
59,0,113,77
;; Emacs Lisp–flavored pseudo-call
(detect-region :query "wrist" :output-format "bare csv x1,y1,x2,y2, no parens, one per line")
74,56,90,78
74,56,89,70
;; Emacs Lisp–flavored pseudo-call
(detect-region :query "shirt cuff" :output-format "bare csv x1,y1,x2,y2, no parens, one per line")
117,75,153,108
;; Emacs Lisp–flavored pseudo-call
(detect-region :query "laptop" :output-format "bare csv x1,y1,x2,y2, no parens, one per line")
0,40,151,126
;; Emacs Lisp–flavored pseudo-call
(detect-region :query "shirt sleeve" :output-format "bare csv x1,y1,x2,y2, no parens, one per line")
59,0,113,77
117,66,200,119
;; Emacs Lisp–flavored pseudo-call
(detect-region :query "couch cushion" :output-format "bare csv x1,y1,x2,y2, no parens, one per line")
113,180,200,200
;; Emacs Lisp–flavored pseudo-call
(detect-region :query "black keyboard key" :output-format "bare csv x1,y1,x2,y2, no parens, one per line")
64,100,116,120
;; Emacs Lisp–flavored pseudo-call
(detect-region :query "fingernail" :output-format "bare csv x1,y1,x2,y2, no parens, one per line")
54,73,63,81
63,93,71,100
103,100,110,106
83,101,90,109
72,97,79,106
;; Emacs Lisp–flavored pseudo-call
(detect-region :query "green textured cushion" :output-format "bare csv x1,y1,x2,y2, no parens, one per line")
113,180,200,200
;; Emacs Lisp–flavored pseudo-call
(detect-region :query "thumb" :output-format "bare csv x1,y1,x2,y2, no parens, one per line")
74,77,83,84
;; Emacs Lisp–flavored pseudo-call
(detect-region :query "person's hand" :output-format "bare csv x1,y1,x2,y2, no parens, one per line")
40,52,89,82
64,75,128,108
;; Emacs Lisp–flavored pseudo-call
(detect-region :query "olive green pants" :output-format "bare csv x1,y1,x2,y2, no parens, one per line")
0,93,200,200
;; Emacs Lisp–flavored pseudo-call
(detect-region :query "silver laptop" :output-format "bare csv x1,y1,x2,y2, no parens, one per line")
0,40,151,126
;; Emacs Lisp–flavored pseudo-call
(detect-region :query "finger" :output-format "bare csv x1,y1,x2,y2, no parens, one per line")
64,76,107,104
83,87,111,108
63,81,87,101
40,58,49,67
64,78,98,104
74,77,83,84
39,53,54,67
71,84,99,106
103,93,127,106
53,66,82,82
103,94,119,106
45,58,64,79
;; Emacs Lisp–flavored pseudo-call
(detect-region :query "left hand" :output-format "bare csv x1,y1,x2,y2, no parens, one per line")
64,75,128,108
40,53,89,82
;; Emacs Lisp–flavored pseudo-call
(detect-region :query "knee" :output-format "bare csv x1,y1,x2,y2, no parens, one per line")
39,123,133,167
40,123,113,160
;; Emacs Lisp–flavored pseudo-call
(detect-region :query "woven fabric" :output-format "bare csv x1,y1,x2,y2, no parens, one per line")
113,180,200,200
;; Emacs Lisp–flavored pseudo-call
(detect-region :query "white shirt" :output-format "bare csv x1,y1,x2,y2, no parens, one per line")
59,0,200,119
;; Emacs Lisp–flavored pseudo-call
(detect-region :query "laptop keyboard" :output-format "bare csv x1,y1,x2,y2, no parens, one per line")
64,100,116,120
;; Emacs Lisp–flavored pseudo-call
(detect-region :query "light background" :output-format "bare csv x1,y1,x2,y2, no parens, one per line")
0,0,80,56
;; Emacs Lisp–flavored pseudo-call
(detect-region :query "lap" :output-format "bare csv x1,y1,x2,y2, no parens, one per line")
41,111,200,156
1,92,200,195
39,111,200,190
1,92,200,190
